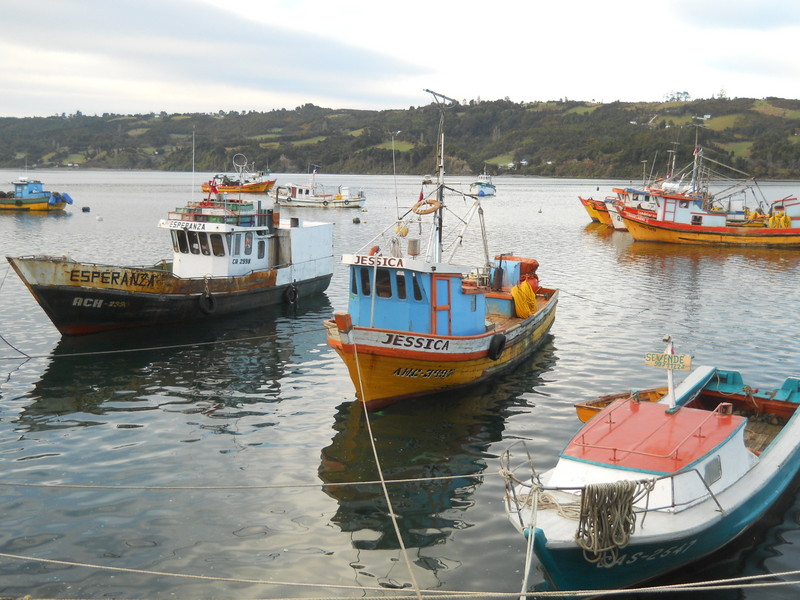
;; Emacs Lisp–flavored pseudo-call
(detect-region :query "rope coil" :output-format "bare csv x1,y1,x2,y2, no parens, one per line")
574,480,655,567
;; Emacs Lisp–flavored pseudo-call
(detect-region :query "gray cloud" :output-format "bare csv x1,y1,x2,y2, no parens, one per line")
3,0,426,114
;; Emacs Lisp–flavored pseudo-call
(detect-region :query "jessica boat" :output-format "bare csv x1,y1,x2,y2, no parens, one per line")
0,177,74,211
200,154,276,194
7,192,333,335
502,338,800,595
324,90,558,410
274,169,366,209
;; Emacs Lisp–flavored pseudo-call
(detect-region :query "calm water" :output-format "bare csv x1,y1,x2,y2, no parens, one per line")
1,169,800,598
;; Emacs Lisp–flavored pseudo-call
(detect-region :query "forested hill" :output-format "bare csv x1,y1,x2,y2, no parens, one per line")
2,97,800,179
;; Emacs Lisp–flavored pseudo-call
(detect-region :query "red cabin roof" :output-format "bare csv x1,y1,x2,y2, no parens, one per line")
563,398,745,474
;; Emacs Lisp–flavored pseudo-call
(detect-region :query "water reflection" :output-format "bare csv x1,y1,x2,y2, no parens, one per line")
18,294,333,433
318,340,557,551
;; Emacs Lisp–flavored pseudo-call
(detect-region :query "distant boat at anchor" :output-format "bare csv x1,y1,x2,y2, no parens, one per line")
469,167,496,197
201,154,276,194
8,191,333,335
275,169,365,209
0,177,74,212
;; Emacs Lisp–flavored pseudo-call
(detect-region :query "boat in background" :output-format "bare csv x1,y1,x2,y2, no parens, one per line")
503,337,800,595
619,192,800,246
578,196,612,226
8,191,333,335
275,169,366,208
201,153,276,194
574,386,667,422
0,178,73,211
470,167,496,197
324,90,558,410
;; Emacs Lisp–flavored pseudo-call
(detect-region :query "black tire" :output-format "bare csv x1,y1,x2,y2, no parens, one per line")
488,333,506,361
199,293,217,314
15,199,23,207
322,200,329,206
284,285,298,304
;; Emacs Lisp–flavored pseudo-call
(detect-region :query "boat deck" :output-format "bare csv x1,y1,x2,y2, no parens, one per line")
564,399,746,474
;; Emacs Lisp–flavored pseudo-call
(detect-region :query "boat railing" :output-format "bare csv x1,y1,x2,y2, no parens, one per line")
575,399,737,463
501,442,725,528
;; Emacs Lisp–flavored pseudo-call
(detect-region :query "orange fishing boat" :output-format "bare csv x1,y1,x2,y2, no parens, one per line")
324,91,558,409
201,153,276,194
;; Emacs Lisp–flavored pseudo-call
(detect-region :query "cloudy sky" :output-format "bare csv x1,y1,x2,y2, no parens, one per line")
3,0,800,117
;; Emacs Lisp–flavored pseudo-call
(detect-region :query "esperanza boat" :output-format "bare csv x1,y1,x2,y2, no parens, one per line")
275,169,366,209
469,167,496,197
7,192,333,335
0,177,73,211
502,337,800,595
201,154,276,194
324,90,558,410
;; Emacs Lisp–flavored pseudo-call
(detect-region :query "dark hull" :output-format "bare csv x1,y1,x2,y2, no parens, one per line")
27,275,331,335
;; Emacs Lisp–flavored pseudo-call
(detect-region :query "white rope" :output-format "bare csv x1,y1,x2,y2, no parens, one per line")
518,484,539,600
349,328,424,600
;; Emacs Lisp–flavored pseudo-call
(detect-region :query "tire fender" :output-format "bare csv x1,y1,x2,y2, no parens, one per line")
285,284,298,304
199,293,217,314
488,333,506,361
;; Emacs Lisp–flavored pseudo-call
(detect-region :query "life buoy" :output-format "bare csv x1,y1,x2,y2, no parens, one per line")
368,245,381,256
412,198,442,215
199,293,217,314
284,285,298,304
488,333,506,361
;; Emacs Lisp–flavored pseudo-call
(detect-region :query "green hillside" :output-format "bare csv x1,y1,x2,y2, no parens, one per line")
2,96,799,179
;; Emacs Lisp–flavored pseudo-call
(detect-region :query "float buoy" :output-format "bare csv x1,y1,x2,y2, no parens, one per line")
411,198,442,215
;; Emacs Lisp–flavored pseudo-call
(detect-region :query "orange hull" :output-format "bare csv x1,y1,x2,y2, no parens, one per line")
201,180,276,194
325,289,558,410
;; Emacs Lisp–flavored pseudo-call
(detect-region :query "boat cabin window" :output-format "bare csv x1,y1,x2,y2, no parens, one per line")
228,233,241,256
375,268,392,298
359,267,371,295
396,271,407,300
244,232,253,255
257,240,266,259
198,232,211,256
171,230,190,254
703,455,722,485
691,215,703,226
187,230,201,254
210,234,225,257
353,266,423,301
411,272,423,301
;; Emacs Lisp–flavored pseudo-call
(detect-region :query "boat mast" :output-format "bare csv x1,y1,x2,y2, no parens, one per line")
424,89,457,264
664,335,676,409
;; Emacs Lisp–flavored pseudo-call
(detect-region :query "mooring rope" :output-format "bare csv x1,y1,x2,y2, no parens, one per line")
349,329,424,600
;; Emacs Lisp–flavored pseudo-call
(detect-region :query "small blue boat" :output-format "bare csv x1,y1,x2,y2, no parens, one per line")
0,177,73,211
